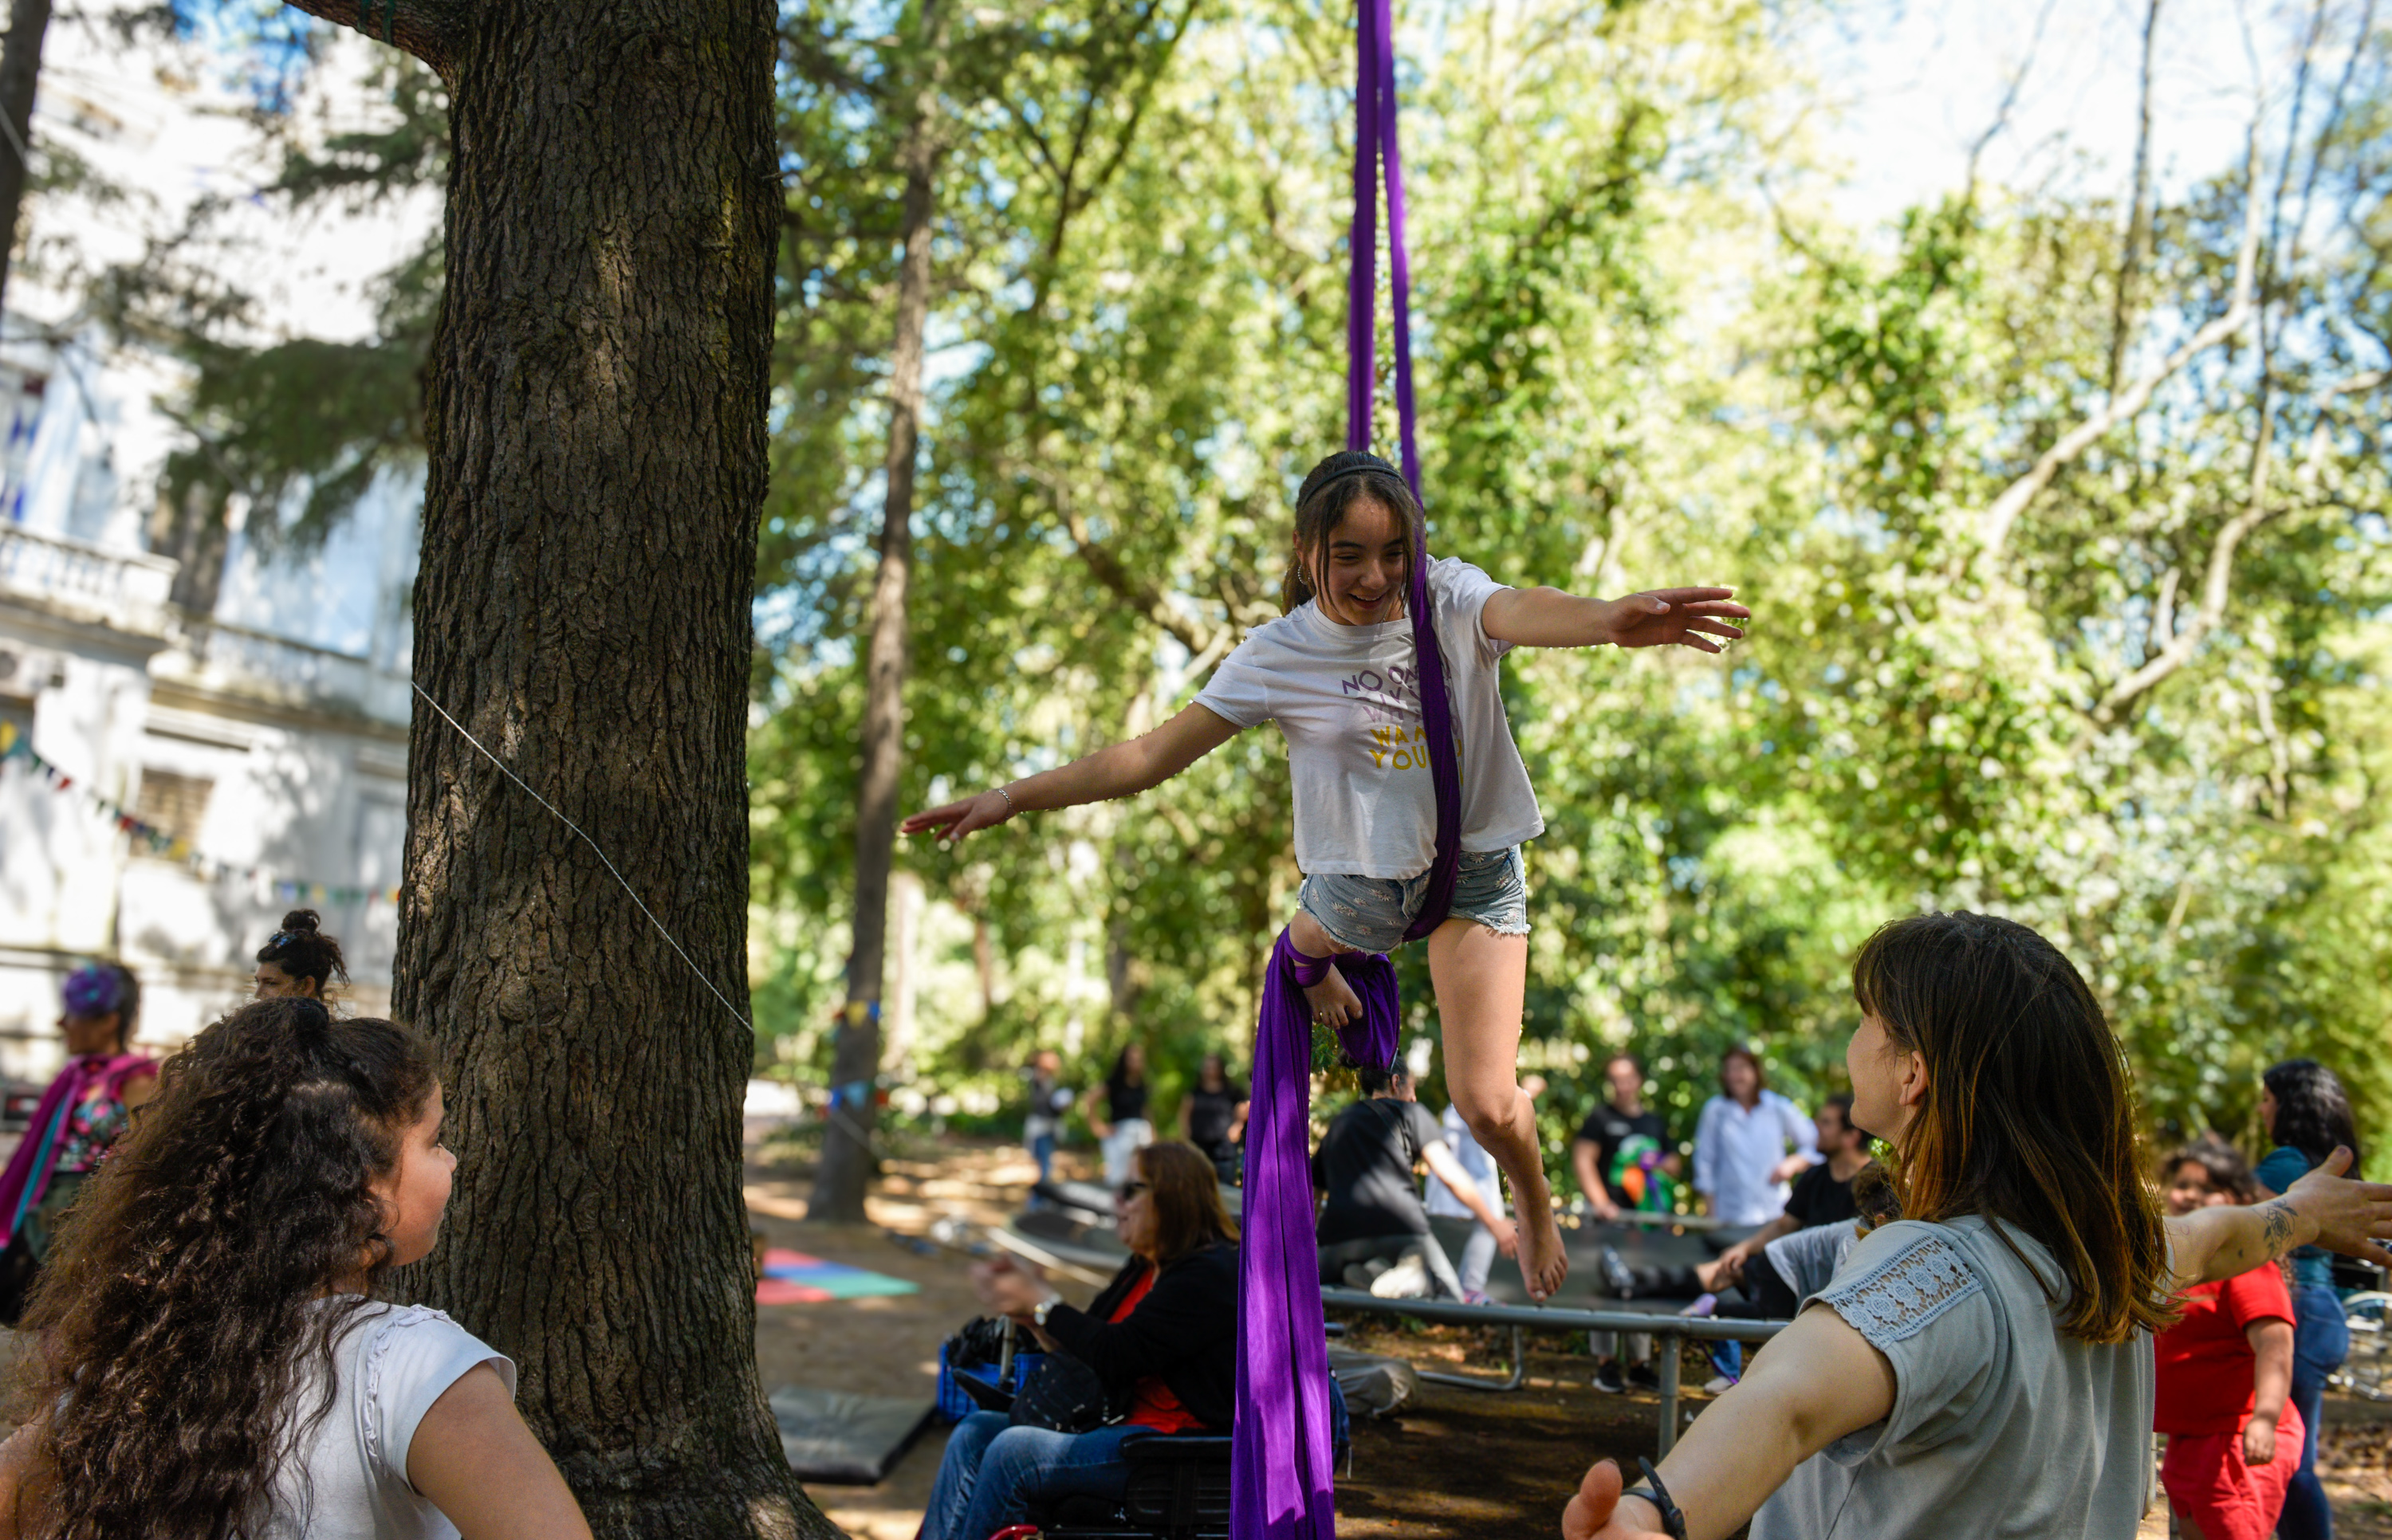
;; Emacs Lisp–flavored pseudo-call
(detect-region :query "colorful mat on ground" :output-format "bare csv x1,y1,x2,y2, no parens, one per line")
756,1247,920,1304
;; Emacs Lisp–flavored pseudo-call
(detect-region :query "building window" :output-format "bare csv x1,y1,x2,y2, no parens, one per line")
134,768,214,849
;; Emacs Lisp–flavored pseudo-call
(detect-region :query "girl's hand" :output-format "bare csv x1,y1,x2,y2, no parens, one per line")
1598,588,1749,652
901,789,1015,846
1562,1460,1670,1540
2243,1412,2279,1467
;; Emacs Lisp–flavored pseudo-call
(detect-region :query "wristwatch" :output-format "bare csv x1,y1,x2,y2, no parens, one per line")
1623,1458,1689,1540
1032,1295,1060,1328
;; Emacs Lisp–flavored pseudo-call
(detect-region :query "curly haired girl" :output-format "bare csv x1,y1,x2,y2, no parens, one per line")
0,996,588,1540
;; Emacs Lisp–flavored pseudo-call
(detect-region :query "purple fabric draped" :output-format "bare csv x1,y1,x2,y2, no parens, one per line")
0,1053,151,1247
1233,4,1460,1537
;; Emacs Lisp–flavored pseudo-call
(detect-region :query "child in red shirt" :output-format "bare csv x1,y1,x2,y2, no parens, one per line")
2154,1139,2301,1540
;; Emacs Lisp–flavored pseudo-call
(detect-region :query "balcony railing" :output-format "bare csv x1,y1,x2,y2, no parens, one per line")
155,614,411,726
0,521,177,629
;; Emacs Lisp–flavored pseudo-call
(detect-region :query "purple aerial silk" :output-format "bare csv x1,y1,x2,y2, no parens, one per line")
1231,2,1460,1535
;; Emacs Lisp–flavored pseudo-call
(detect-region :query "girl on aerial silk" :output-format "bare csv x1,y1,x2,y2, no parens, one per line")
905,11,1744,1540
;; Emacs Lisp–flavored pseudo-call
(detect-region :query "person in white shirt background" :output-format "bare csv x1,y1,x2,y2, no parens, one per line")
1693,1046,1817,1229
1427,1074,1547,1301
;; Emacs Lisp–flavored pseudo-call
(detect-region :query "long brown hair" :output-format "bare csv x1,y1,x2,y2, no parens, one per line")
1137,1141,1237,1263
1282,450,1425,615
9,997,439,1538
1852,912,2170,1345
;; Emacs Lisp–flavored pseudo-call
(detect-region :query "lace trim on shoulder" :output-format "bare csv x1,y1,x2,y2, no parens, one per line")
359,1303,456,1482
1820,1233,1982,1347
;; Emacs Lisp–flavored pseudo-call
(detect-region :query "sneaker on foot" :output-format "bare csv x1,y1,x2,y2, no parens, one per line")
1369,1252,1431,1300
1591,1361,1626,1393
1627,1361,1661,1392
1679,1293,1717,1318
1702,1373,1739,1393
1462,1288,1493,1306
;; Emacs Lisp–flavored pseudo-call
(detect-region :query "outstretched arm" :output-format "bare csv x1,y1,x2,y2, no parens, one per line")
902,702,1241,845
2166,1147,2392,1291
1422,1141,1517,1257
1481,586,1749,653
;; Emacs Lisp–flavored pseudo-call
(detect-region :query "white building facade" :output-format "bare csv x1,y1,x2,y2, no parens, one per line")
0,327,418,1081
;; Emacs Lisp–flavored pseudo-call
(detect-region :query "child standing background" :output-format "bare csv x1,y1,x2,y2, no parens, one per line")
907,450,1747,1297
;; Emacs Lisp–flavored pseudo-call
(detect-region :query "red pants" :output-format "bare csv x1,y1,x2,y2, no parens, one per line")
2160,1404,2306,1540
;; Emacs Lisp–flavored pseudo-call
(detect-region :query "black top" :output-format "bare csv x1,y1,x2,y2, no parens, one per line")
1783,1159,1859,1230
1312,1096,1445,1244
1043,1240,1239,1430
1186,1083,1245,1155
1574,1103,1670,1207
1105,1075,1149,1124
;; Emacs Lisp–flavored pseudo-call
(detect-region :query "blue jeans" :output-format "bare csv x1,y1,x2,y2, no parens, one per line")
1029,1131,1056,1186
919,1412,1143,1540
2280,1281,2350,1540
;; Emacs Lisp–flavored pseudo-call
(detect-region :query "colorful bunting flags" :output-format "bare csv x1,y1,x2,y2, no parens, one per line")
0,720,403,908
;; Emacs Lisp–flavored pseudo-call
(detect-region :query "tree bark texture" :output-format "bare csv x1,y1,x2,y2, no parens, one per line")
355,1,825,1533
0,0,52,318
811,0,948,1226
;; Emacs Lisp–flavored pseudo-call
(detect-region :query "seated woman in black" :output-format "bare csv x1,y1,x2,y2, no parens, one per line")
922,1140,1236,1540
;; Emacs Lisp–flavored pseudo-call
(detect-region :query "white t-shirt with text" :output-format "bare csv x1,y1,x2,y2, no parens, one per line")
1192,556,1544,878
265,1301,517,1540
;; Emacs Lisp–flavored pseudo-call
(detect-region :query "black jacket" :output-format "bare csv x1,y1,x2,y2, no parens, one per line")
1042,1239,1237,1431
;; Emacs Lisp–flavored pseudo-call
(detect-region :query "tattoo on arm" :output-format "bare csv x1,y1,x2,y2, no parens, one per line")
2260,1200,2296,1259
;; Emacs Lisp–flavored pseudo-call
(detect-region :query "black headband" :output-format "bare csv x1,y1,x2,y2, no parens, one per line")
1304,458,1403,505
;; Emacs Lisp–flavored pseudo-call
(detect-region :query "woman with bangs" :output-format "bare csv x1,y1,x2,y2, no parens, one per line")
1562,911,2392,1540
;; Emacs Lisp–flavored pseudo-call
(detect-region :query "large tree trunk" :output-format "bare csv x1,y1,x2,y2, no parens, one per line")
286,0,825,1531
0,0,52,316
810,0,949,1225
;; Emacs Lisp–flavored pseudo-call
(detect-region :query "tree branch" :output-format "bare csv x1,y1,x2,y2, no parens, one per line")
1009,461,1222,660
2095,383,2280,723
1975,128,2264,566
280,0,465,75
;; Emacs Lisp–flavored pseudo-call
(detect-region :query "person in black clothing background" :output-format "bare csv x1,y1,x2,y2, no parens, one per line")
1178,1052,1248,1177
923,1141,1237,1540
1313,1064,1510,1301
1571,1052,1680,1220
1084,1044,1154,1188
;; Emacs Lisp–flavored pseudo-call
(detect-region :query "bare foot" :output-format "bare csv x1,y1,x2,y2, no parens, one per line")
1517,1200,1569,1302
1302,963,1365,1029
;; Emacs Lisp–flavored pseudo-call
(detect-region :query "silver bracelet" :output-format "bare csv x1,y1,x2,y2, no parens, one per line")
993,785,1016,816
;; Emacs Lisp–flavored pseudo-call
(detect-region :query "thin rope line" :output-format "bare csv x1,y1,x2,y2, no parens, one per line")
411,682,751,1033
411,682,891,1161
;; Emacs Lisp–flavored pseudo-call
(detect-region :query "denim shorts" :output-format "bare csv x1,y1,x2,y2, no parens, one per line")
1299,847,1529,953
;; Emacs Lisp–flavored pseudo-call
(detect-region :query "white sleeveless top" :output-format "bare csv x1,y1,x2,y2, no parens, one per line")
263,1301,516,1539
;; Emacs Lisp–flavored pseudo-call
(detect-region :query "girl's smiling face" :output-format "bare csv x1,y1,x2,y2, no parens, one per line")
1304,495,1410,626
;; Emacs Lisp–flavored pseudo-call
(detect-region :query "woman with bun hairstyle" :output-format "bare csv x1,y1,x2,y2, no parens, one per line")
0,996,590,1539
0,963,158,1322
252,909,350,1003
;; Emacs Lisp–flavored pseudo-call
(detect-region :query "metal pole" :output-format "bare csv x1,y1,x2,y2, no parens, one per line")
1655,1328,1682,1456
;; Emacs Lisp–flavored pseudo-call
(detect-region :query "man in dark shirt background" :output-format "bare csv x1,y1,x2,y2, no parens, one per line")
1313,1065,1509,1301
1709,1091,1871,1284
1571,1051,1681,1220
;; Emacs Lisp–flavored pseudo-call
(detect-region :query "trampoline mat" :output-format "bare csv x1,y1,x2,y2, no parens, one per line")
1429,1216,1717,1307
771,1385,936,1484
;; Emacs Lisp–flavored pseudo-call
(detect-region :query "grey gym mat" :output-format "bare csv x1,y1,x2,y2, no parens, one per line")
770,1385,937,1484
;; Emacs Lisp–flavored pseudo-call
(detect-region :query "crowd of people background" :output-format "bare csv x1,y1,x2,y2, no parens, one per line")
1001,1000,2376,1540
1,902,2381,1540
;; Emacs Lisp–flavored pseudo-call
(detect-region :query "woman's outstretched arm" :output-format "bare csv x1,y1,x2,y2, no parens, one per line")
1563,1303,1897,1540
903,702,1241,845
1481,586,1749,653
2166,1147,2392,1291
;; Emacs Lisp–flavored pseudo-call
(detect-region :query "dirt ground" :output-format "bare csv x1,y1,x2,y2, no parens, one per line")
755,1132,2392,1540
